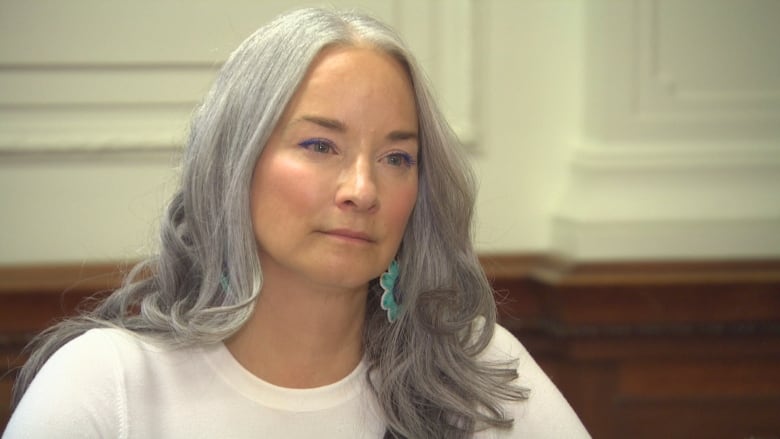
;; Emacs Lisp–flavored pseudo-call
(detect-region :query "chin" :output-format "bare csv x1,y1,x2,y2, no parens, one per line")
310,266,379,291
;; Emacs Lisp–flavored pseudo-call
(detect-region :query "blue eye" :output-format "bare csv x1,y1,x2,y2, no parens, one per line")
385,152,417,168
299,138,335,154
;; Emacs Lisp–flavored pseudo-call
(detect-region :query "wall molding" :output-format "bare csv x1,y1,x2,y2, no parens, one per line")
0,145,182,164
551,216,780,261
394,0,476,147
570,141,780,171
560,0,780,261
638,0,780,111
586,0,780,137
0,0,477,154
554,141,780,260
0,62,216,152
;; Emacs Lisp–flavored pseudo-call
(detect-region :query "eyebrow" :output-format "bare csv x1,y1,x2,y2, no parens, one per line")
298,115,346,132
295,115,418,143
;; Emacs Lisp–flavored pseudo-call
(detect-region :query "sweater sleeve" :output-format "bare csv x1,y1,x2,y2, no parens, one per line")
3,329,128,439
481,324,591,439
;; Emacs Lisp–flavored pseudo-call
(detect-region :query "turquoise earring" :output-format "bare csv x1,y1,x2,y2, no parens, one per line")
380,260,400,323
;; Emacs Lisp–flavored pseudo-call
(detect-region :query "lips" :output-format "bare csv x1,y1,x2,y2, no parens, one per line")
321,228,375,243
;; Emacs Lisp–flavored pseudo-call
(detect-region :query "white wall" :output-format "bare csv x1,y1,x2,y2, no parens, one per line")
0,0,778,264
471,1,583,253
555,0,780,259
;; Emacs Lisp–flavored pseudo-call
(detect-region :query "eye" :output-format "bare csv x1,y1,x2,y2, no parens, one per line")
299,138,335,154
384,152,417,168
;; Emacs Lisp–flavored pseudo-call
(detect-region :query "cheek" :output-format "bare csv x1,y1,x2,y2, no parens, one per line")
385,180,418,234
251,156,323,218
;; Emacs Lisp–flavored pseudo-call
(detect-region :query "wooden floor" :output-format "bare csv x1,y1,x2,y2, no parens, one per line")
2,256,780,437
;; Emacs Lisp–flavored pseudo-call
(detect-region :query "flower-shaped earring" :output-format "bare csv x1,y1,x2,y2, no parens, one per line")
380,260,401,323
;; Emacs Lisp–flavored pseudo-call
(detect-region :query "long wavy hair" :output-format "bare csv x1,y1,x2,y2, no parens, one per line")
12,8,527,438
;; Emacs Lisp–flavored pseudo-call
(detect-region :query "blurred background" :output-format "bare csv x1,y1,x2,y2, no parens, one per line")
1,1,779,437
0,0,779,263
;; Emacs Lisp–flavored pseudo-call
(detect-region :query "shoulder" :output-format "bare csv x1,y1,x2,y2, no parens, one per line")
482,323,528,360
477,323,591,439
28,327,141,387
6,328,183,438
6,328,135,438
40,327,171,377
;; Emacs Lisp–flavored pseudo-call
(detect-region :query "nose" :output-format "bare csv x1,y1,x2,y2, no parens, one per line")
336,156,379,212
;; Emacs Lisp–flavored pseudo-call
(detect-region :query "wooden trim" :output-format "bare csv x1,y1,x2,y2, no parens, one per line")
2,257,779,338
3,255,779,293
530,257,780,286
477,253,552,279
0,262,132,295
0,255,543,293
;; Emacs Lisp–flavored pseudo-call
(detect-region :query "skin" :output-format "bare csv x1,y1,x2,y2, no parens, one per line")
226,45,419,388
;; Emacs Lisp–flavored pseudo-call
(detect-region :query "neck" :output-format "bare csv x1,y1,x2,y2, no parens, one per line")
226,274,367,389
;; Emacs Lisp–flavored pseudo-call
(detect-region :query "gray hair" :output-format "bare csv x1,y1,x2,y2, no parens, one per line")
12,8,527,438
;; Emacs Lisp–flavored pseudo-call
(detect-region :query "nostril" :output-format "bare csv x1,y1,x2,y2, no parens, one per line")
335,165,379,211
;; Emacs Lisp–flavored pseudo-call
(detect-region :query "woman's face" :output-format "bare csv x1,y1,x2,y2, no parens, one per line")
250,46,419,292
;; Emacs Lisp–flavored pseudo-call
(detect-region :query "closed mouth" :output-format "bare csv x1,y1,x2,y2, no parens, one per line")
322,229,375,243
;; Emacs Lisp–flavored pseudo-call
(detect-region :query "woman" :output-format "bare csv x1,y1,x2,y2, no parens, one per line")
5,8,588,438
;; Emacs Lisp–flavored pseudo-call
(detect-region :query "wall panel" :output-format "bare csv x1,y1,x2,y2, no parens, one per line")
0,0,475,263
554,0,780,260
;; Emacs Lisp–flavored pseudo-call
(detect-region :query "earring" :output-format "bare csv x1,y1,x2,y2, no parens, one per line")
220,273,230,291
380,260,400,323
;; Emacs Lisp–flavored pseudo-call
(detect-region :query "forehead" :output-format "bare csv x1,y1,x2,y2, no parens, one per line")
280,45,417,120
307,44,409,80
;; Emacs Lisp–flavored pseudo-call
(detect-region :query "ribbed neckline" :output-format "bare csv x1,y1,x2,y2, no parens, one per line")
200,342,368,412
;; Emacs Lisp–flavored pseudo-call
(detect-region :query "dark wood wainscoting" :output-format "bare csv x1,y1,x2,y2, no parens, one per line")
2,257,780,437
482,256,780,439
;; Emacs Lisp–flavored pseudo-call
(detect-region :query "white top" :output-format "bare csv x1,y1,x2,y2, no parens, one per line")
5,324,589,438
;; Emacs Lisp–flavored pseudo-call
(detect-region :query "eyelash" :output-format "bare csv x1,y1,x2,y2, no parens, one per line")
298,138,335,154
385,152,417,168
298,138,417,168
